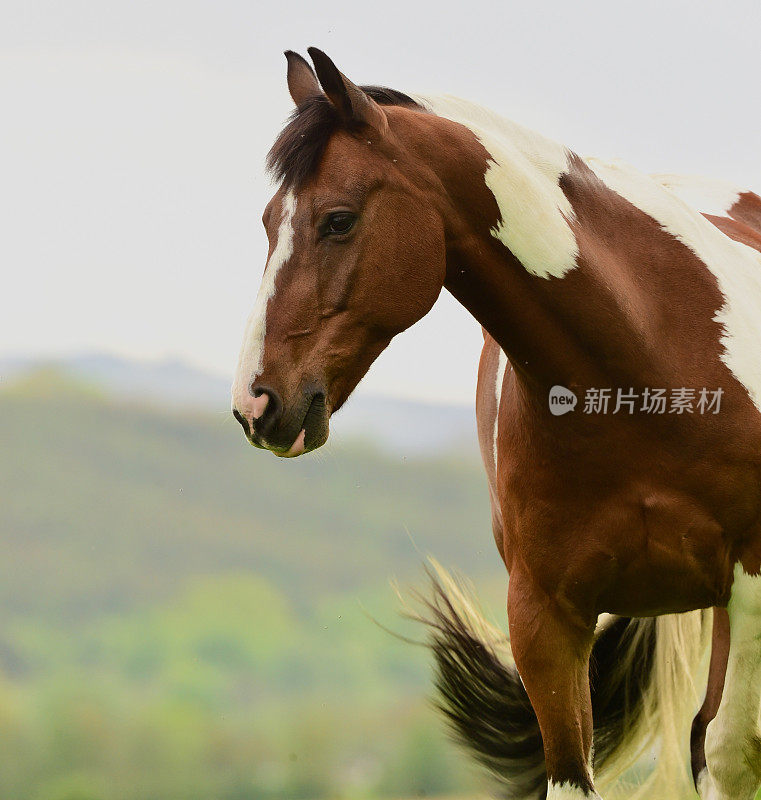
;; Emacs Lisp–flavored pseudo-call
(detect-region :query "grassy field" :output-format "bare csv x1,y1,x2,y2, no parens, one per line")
0,369,503,799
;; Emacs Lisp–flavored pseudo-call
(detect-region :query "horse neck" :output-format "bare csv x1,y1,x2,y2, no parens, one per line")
408,97,611,390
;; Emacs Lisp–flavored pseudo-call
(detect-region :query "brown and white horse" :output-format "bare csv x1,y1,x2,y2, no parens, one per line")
232,49,761,800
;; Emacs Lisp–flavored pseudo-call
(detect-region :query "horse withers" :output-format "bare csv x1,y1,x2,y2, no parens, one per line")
232,48,761,800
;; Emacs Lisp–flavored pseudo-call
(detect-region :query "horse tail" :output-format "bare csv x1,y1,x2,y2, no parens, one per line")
597,610,712,799
413,561,711,799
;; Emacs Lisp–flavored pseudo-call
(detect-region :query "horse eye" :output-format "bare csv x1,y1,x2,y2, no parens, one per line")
324,212,357,236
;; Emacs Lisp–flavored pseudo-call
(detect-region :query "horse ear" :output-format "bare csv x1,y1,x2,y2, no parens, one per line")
307,47,389,136
285,50,321,106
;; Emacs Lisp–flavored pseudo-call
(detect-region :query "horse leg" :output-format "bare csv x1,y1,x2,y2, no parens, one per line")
699,568,761,800
690,607,730,786
508,572,600,799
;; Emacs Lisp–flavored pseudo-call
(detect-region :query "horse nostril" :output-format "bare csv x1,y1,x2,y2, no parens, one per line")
250,392,270,420
250,385,283,435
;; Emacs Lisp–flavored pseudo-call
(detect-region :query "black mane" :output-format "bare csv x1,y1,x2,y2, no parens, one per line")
266,86,421,189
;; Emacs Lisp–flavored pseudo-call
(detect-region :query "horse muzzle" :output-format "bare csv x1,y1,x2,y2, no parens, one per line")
233,383,329,457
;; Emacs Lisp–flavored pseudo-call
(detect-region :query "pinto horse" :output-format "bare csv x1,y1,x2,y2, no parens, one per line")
232,49,761,800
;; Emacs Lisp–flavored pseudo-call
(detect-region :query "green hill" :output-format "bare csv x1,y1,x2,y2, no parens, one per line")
0,370,501,799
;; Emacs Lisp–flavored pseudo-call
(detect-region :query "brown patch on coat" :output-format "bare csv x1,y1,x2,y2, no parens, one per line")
729,191,761,234
704,213,761,252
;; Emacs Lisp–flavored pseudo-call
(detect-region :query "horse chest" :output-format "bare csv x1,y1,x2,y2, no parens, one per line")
491,419,760,616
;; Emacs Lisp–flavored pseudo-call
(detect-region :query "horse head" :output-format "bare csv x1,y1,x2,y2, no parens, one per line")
232,49,447,456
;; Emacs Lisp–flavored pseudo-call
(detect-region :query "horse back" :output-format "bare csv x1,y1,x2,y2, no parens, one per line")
653,173,761,246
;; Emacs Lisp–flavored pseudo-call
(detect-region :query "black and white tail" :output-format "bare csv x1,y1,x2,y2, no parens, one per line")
412,562,710,799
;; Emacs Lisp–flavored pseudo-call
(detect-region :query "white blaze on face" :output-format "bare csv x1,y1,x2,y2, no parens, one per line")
232,190,297,410
411,94,580,279
587,158,761,412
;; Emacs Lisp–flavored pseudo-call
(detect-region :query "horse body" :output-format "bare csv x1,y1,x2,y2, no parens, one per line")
472,161,761,615
475,181,761,796
232,49,761,799
421,95,761,797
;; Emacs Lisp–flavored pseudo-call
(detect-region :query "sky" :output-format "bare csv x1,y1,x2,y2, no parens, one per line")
2,1,760,404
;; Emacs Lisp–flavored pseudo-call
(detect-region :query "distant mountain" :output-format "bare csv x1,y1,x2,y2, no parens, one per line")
0,353,228,409
0,368,497,621
0,353,479,455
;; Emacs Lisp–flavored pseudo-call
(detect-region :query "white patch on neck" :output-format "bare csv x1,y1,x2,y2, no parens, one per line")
493,348,508,469
232,189,297,403
587,158,761,413
651,173,742,218
412,94,579,279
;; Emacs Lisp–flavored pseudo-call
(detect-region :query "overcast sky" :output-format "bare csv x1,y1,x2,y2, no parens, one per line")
3,1,760,403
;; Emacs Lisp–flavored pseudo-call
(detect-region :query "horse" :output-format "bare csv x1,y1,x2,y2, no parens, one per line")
231,48,761,800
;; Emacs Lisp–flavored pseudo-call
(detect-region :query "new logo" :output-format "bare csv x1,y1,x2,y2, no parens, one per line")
549,385,577,416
